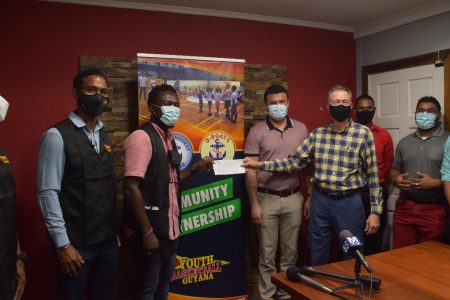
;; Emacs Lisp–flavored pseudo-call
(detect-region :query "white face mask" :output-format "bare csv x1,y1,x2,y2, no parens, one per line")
160,105,180,127
0,96,10,122
268,104,288,121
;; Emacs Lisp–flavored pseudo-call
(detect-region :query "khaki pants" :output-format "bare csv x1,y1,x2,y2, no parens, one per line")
257,191,303,300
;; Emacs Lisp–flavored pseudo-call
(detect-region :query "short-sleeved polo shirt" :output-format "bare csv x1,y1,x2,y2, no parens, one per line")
392,125,449,202
244,116,308,191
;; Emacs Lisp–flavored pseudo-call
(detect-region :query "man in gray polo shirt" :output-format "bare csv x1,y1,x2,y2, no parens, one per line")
244,84,311,300
391,96,449,248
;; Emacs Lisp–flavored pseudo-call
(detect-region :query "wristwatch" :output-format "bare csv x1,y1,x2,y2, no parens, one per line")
16,251,28,263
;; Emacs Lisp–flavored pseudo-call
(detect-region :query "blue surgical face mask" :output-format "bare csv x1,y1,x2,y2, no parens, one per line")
268,104,288,121
160,105,180,127
415,112,437,130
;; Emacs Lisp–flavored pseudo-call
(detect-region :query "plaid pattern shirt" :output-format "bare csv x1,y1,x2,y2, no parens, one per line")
262,120,382,214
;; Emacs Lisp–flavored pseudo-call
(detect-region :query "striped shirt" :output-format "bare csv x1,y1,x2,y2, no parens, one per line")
262,120,382,214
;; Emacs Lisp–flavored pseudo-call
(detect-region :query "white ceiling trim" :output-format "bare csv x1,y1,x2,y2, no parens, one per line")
354,1,450,39
40,0,354,33
40,0,450,39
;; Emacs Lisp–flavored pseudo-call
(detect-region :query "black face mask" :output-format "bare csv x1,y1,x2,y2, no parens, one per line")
79,94,108,116
329,105,351,122
356,110,375,125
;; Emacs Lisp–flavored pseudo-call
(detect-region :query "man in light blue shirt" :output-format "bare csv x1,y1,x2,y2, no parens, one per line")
37,69,118,300
440,136,450,243
37,112,104,248
441,137,450,185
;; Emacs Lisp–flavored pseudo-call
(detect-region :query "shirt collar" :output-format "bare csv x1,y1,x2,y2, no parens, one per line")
265,116,293,131
370,123,380,132
68,111,104,131
414,124,444,138
328,119,352,133
150,121,171,140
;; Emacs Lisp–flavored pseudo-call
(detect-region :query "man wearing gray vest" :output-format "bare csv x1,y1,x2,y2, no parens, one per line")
37,69,119,300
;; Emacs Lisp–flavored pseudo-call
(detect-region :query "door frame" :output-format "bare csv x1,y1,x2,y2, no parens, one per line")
362,49,450,130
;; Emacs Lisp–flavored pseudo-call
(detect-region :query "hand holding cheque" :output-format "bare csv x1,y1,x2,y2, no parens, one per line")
241,157,263,170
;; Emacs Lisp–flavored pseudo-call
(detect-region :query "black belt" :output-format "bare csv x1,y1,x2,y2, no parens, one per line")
257,187,300,197
412,199,445,205
402,192,445,205
314,184,361,200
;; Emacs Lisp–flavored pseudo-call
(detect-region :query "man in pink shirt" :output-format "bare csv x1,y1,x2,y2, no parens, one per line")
244,84,311,300
123,84,212,299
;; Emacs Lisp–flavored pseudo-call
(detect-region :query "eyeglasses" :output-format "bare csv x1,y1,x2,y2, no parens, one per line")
416,108,438,114
79,86,112,97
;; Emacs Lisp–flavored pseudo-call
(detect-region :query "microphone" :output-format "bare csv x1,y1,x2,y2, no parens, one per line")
301,266,382,292
286,266,346,299
339,230,373,273
301,266,355,281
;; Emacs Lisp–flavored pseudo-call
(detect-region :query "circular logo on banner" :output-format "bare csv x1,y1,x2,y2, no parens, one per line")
172,133,193,170
200,131,236,160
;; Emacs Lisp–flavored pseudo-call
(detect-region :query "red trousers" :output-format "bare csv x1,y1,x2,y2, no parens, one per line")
393,196,448,249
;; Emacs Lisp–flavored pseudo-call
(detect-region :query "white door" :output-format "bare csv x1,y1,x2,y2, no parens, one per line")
368,64,444,250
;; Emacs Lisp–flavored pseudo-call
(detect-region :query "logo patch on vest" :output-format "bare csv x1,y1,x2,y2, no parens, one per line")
200,131,236,160
172,133,193,171
103,144,112,152
0,155,10,164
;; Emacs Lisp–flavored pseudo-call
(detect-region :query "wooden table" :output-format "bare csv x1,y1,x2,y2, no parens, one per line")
272,241,450,300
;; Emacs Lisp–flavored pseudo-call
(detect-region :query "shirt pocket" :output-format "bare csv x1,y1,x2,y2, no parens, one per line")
339,145,358,170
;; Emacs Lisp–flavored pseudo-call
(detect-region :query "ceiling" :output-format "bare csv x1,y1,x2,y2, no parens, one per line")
43,0,450,38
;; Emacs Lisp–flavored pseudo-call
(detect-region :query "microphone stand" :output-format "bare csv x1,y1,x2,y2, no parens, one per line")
301,266,381,292
333,261,365,299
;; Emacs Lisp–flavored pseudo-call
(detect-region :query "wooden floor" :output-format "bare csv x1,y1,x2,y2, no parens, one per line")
139,95,245,150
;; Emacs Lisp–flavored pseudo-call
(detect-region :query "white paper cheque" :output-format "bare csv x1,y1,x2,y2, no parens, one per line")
213,159,246,175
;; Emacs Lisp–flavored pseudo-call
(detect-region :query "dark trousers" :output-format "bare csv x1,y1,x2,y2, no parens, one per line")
198,98,203,111
0,277,16,300
308,189,365,266
130,233,178,300
0,194,16,300
224,100,231,118
56,239,119,300
231,103,237,122
361,184,388,255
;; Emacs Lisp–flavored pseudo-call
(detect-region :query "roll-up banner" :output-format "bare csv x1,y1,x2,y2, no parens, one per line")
137,53,247,300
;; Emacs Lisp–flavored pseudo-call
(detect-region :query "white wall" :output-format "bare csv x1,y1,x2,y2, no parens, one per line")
356,11,450,95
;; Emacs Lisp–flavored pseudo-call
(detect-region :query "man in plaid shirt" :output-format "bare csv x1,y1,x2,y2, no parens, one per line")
243,85,382,265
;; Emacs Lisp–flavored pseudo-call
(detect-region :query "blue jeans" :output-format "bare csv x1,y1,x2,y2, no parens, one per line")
56,239,119,300
308,189,365,266
131,234,178,300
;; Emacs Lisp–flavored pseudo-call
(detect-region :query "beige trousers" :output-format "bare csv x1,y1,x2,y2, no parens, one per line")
257,191,303,300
